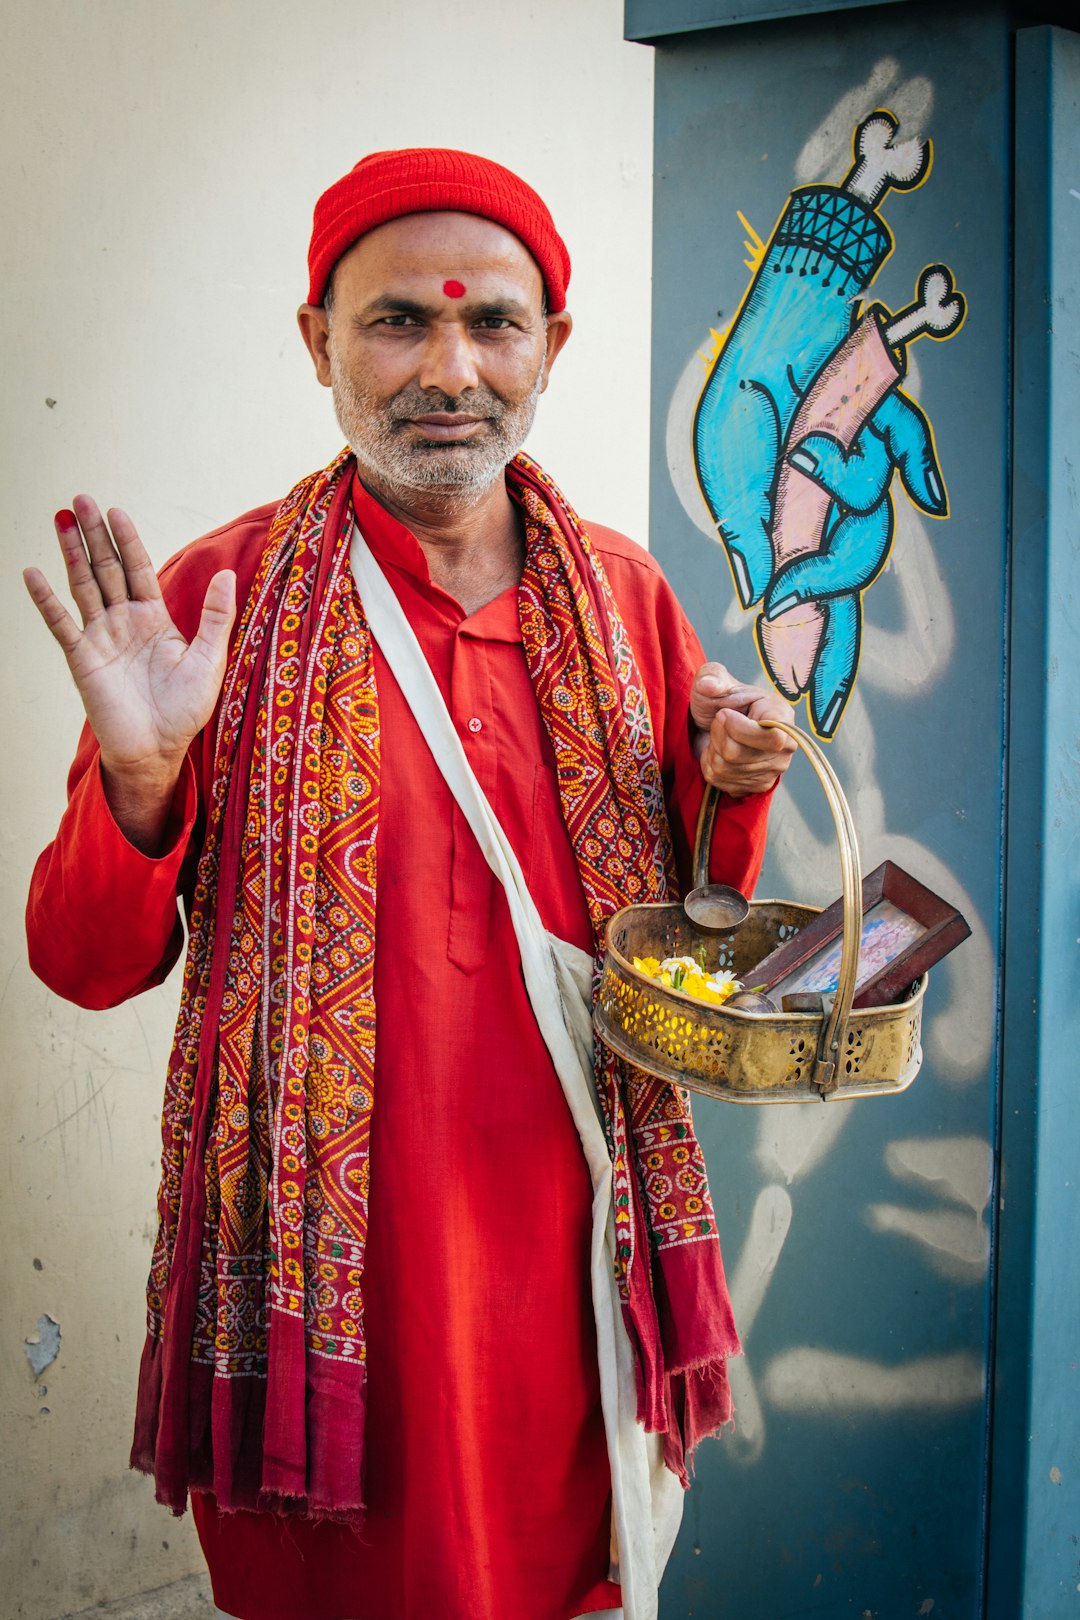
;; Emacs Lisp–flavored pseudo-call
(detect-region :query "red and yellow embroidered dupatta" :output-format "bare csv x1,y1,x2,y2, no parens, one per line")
132,451,739,1519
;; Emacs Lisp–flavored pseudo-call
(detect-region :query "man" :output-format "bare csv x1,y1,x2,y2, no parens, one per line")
25,149,795,1620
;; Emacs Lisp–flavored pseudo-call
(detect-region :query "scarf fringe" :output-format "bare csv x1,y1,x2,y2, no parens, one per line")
661,1360,737,1487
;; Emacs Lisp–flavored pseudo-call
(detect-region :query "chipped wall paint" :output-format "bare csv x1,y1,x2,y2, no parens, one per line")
23,1315,61,1380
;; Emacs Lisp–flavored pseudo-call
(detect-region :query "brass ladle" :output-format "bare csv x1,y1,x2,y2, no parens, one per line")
682,787,751,933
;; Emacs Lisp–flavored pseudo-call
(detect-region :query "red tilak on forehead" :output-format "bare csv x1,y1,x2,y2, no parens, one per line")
443,279,466,298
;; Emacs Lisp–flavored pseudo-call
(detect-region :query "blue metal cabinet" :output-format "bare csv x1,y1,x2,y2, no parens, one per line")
626,3,1080,1615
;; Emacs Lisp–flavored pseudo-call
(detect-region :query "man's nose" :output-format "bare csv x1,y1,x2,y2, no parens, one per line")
417,326,480,397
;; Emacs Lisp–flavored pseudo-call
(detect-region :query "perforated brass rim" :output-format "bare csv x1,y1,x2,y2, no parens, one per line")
594,721,927,1102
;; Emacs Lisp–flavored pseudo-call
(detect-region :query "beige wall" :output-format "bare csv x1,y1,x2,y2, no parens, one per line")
0,4,653,1615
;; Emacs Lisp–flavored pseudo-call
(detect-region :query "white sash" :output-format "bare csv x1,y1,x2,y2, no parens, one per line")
350,530,683,1620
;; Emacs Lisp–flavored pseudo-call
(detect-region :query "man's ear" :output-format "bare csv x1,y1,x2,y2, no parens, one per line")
297,305,333,388
539,310,573,393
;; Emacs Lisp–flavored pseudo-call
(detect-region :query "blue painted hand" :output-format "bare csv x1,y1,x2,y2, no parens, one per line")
693,113,964,737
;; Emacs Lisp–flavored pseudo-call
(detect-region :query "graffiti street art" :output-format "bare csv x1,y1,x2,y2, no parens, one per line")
665,77,995,1468
692,110,965,737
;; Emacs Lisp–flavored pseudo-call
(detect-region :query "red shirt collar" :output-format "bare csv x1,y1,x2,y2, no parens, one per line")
350,468,523,643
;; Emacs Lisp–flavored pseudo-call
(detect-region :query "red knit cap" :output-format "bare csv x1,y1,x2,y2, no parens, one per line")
307,148,571,312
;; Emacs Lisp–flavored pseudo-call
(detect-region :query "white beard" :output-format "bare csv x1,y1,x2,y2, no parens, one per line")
329,345,545,505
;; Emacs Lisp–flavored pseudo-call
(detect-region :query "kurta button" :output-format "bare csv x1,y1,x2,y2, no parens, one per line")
467,717,483,733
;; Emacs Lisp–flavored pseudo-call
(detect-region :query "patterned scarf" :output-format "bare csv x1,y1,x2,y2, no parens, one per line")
132,451,739,1519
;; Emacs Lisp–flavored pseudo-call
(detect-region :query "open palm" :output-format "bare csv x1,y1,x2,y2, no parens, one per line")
24,497,236,776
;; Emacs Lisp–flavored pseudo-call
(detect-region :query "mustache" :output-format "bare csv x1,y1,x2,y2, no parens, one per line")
386,385,506,422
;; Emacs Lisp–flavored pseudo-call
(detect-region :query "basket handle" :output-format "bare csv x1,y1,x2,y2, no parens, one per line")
693,723,862,1096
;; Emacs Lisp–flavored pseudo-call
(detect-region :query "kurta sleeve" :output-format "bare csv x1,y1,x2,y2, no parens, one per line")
589,526,775,900
25,502,276,1011
26,734,199,1010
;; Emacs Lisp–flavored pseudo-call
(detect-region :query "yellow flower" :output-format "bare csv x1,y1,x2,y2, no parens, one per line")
632,952,741,1007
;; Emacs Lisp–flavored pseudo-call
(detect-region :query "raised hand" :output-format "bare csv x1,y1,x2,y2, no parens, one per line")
690,662,796,798
24,497,236,850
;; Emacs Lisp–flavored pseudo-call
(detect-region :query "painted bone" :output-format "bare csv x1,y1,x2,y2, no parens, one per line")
843,112,930,209
759,262,964,725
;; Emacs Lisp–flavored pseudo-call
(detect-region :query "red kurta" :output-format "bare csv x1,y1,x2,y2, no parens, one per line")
27,475,771,1620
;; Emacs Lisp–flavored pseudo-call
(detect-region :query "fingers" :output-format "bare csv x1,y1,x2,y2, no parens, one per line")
691,661,796,796
763,502,892,618
810,593,861,739
699,750,789,798
188,571,237,670
52,506,112,625
49,498,161,627
695,373,783,608
689,661,761,728
25,505,122,661
700,709,796,796
691,661,790,726
22,565,85,657
870,390,947,516
71,495,131,608
105,504,163,601
786,427,892,515
28,498,163,664
711,703,795,756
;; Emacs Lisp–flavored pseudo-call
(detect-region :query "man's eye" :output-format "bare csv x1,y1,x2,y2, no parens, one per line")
380,314,420,327
476,317,512,330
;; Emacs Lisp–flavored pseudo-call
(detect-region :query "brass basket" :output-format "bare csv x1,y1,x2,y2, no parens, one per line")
594,722,925,1103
